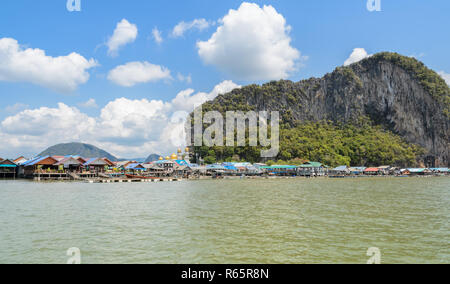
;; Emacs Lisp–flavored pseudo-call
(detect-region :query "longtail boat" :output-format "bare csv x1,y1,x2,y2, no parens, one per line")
125,174,158,179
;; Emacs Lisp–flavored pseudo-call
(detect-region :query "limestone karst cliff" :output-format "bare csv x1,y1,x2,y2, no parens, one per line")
200,52,450,166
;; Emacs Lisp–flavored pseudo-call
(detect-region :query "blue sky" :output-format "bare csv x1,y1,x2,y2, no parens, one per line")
0,0,449,158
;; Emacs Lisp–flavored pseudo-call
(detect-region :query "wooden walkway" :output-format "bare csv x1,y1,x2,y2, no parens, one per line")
88,178,182,183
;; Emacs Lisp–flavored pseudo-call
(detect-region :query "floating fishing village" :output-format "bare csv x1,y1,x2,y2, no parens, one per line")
0,147,448,182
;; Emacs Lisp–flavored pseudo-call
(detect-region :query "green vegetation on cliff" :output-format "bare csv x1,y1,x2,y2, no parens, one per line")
278,120,424,167
193,119,424,167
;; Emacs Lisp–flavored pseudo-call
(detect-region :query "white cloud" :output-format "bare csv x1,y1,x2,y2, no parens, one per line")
172,18,211,37
107,61,172,87
197,2,301,81
171,80,240,112
4,103,29,114
152,27,163,44
344,48,372,66
0,38,97,93
0,81,239,158
107,19,138,56
177,73,192,84
1,103,96,138
78,98,98,108
438,71,450,86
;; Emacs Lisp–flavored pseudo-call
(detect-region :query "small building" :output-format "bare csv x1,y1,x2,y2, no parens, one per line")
261,165,298,176
349,167,366,175
56,157,83,172
13,156,28,165
206,164,227,174
83,158,112,173
125,163,146,173
153,160,176,172
377,166,391,175
429,168,450,175
143,164,166,177
408,168,432,176
331,166,351,175
399,169,411,175
298,162,328,176
22,156,59,177
364,168,381,175
222,163,238,173
173,164,193,177
0,159,18,178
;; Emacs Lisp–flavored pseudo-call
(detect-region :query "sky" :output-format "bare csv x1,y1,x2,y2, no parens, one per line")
0,0,449,159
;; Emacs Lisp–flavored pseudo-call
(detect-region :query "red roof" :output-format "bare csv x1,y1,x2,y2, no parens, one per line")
364,168,380,172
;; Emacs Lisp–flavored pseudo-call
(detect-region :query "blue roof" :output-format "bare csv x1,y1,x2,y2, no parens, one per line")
351,167,367,171
333,166,349,171
125,163,144,170
154,160,174,164
224,165,237,170
175,160,189,166
23,156,49,166
206,164,227,170
430,168,449,172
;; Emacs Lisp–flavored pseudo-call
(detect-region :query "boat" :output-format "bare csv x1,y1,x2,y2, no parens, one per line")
125,174,158,179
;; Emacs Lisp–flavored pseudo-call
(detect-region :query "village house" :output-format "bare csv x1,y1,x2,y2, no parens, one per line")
364,168,381,175
330,166,351,176
22,156,59,177
261,165,298,176
408,168,432,176
83,158,115,173
0,159,18,178
298,162,328,176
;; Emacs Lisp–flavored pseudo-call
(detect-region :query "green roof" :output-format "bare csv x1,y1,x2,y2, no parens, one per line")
261,165,298,169
299,162,325,168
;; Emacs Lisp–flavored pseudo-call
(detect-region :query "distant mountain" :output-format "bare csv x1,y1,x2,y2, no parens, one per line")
39,143,118,161
145,154,161,163
117,158,146,163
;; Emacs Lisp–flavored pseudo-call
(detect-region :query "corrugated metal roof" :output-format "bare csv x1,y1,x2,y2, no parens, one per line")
408,168,429,173
83,158,103,166
299,162,324,168
333,166,349,171
22,156,42,166
261,165,297,169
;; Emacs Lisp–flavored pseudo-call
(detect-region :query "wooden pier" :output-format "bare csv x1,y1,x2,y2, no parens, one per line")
88,178,182,183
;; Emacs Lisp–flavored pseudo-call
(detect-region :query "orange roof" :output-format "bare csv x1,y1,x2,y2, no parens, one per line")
13,156,26,163
102,158,115,166
36,157,58,166
364,168,380,172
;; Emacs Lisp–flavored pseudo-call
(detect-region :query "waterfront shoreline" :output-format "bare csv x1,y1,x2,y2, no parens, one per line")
1,175,448,184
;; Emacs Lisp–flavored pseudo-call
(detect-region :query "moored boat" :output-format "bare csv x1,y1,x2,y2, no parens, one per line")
125,174,157,179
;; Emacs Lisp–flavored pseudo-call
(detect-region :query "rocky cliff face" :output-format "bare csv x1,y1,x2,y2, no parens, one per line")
204,53,450,166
